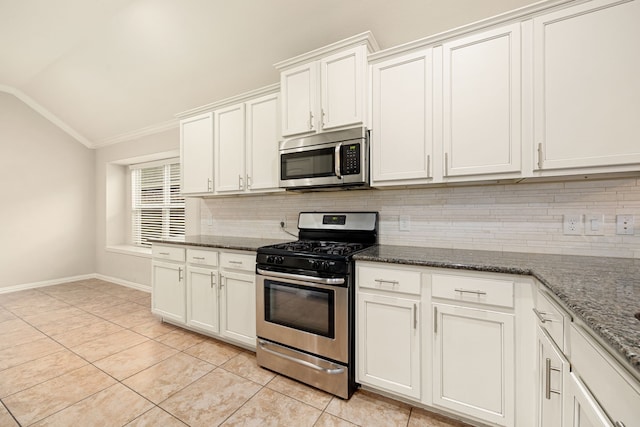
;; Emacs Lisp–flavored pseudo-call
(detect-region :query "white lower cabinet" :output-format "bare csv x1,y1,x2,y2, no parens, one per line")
357,292,421,400
564,372,612,427
432,303,515,426
536,325,568,427
152,245,257,350
152,260,186,324
219,252,256,348
186,265,219,334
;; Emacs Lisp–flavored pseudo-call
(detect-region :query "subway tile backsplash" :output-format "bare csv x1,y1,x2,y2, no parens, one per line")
199,177,640,259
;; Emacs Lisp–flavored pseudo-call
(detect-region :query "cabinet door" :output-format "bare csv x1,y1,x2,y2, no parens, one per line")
564,373,613,427
180,113,213,194
320,46,365,130
281,62,317,136
442,24,521,177
533,0,640,171
357,292,421,400
214,103,246,193
537,326,568,427
246,93,280,192
151,261,185,323
371,50,434,184
433,303,515,426
220,270,256,348
186,266,219,334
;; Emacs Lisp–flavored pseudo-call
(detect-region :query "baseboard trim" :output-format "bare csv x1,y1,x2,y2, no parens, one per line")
94,274,150,293
0,274,96,294
0,274,149,294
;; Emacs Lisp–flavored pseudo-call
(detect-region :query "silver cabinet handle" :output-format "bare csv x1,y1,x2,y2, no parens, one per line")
533,308,553,324
444,152,449,176
537,143,543,170
374,279,399,287
238,175,244,190
158,252,170,255
229,260,243,265
192,256,205,260
178,267,183,282
413,304,417,330
427,154,431,178
210,271,215,289
454,288,487,296
434,306,438,334
207,178,213,192
309,111,314,130
321,108,326,128
246,175,251,188
545,358,562,399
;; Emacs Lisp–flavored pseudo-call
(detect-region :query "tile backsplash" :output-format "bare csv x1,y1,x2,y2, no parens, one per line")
199,177,640,258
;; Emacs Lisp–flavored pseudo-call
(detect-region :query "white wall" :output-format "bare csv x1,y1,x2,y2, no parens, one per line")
200,177,640,259
0,92,95,290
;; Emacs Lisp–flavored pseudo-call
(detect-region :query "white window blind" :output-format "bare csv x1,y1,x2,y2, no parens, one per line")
131,159,185,247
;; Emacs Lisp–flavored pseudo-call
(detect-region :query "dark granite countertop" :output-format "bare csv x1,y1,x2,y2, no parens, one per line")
150,235,290,252
354,245,640,376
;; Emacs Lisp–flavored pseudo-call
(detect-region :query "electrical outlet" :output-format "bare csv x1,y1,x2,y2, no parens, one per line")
399,215,411,231
584,214,604,236
616,215,634,235
280,218,287,229
563,214,582,235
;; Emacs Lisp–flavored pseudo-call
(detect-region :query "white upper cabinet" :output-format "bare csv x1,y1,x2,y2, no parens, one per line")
532,0,640,172
245,93,281,192
180,112,214,195
370,49,434,185
276,32,378,137
442,23,522,178
214,103,246,193
215,92,281,195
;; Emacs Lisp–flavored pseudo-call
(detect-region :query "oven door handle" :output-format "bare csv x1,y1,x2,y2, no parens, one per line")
257,268,345,285
258,340,345,375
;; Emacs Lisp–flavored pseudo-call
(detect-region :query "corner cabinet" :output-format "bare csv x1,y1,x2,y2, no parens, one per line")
532,0,640,173
276,32,378,137
180,113,214,194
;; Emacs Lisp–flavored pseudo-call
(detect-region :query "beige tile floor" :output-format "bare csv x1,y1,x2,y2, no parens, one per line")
0,278,473,427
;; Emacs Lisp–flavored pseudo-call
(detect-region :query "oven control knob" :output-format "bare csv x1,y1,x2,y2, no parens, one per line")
309,260,318,269
320,261,329,271
266,255,275,264
275,256,284,265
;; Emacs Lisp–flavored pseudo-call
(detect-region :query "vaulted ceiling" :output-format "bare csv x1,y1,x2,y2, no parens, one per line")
0,0,534,148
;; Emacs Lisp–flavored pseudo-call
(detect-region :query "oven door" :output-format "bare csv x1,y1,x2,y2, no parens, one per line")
256,269,349,363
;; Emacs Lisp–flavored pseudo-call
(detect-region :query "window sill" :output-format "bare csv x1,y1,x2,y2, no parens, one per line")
106,245,152,258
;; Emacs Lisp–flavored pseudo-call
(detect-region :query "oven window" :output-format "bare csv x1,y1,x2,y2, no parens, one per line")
281,148,335,180
264,280,335,338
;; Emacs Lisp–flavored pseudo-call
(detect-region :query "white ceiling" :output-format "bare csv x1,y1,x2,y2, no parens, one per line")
0,0,535,148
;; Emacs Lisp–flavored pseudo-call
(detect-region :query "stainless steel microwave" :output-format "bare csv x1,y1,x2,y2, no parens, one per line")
279,127,369,191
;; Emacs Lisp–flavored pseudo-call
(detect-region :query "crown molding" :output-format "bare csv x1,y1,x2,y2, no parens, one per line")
91,118,180,148
0,85,93,148
175,83,280,118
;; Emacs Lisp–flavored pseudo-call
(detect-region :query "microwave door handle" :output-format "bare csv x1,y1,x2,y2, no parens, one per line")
334,143,342,179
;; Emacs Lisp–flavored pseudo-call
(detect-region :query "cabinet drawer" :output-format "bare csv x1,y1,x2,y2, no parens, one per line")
357,264,421,295
570,324,640,425
220,252,255,271
186,249,218,267
431,273,514,308
534,289,568,351
152,245,185,262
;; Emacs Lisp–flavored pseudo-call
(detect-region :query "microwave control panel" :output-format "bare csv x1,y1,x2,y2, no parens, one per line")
341,144,361,175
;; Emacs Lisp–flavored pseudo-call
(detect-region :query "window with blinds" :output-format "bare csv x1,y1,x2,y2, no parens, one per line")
131,159,185,247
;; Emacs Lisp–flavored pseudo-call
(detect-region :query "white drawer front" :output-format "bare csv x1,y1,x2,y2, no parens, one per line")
187,249,218,267
357,264,421,295
152,245,185,262
220,252,255,271
431,273,514,308
534,290,568,351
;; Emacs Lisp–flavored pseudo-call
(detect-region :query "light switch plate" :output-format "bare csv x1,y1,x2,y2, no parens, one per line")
399,215,411,231
584,214,604,236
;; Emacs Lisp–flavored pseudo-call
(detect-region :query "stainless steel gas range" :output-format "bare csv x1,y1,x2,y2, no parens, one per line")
255,212,378,399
